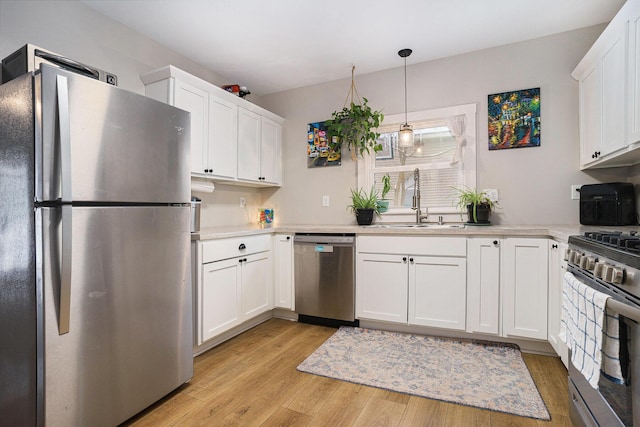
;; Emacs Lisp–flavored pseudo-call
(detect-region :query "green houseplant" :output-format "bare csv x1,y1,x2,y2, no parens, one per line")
325,66,384,160
348,186,379,225
377,173,392,213
454,186,497,223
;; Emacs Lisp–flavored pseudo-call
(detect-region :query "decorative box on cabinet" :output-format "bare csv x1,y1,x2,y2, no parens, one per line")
141,65,283,186
356,236,467,331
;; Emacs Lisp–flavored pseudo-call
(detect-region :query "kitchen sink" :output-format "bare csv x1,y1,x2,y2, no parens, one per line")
367,223,465,229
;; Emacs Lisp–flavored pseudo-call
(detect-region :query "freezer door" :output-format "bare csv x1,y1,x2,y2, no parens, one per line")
41,206,192,426
38,64,190,204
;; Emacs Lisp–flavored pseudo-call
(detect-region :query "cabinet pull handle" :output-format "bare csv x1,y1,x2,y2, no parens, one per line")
552,244,558,249
239,243,246,250
409,257,414,263
286,236,290,240
402,257,407,262
243,258,248,262
493,240,498,246
239,259,243,263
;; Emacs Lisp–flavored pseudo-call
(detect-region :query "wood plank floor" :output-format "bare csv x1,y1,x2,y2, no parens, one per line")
122,318,572,426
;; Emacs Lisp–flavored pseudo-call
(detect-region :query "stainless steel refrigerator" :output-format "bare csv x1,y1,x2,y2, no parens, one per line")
0,63,193,426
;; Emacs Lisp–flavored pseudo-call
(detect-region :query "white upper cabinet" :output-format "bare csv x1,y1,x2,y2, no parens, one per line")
141,65,283,186
573,0,640,169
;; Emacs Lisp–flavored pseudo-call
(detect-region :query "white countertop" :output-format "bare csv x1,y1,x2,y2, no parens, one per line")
192,223,640,243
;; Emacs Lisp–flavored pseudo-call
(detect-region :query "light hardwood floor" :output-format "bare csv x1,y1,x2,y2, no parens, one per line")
123,318,571,426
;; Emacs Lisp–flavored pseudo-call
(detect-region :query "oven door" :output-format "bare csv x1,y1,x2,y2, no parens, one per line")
567,267,640,427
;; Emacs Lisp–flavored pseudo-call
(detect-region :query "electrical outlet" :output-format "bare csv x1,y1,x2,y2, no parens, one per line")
571,185,581,200
322,195,330,207
240,197,246,208
483,189,499,202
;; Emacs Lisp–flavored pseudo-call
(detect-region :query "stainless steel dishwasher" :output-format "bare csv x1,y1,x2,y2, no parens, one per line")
294,234,358,326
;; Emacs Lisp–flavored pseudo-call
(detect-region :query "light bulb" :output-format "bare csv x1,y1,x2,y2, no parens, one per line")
399,124,414,147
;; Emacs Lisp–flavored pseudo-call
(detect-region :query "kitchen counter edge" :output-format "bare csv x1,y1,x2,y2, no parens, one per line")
191,224,640,243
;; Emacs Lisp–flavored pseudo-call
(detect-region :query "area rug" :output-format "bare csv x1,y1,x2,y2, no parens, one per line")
297,327,550,420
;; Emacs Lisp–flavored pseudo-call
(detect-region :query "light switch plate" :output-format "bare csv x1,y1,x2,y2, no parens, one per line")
322,195,330,207
483,189,499,202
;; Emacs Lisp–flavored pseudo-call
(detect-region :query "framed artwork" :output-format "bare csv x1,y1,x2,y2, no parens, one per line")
307,121,341,168
488,87,540,150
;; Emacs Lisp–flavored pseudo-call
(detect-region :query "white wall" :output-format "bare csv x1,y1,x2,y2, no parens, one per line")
262,25,632,226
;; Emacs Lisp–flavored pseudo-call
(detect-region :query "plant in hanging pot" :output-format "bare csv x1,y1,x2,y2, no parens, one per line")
377,173,392,213
347,186,380,225
325,66,384,160
454,186,497,224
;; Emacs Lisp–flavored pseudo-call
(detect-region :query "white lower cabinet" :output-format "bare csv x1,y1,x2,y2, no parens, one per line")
273,234,294,310
356,236,467,330
196,235,273,345
467,238,501,335
502,238,549,340
548,240,569,367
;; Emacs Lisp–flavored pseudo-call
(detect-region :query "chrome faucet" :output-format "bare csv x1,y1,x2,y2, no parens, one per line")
411,168,429,224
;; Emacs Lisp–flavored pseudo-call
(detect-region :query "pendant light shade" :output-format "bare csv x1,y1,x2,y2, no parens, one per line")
398,48,413,148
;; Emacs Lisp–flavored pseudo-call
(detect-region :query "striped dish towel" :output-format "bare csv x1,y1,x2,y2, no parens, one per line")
560,272,623,389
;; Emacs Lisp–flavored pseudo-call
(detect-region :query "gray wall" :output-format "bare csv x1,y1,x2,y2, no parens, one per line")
1,1,632,226
261,25,632,226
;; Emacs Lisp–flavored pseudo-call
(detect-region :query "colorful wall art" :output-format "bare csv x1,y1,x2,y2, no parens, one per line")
307,121,341,167
488,88,540,150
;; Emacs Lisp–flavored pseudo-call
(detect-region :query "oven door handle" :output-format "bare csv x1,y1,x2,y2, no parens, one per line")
607,298,640,323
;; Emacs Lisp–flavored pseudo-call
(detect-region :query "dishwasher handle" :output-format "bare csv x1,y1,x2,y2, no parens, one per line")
294,234,355,245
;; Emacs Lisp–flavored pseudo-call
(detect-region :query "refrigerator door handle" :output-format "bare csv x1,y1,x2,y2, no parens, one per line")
56,74,72,203
59,205,72,335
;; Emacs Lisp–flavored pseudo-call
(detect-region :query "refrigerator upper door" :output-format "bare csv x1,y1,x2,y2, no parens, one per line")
42,205,192,426
38,64,190,204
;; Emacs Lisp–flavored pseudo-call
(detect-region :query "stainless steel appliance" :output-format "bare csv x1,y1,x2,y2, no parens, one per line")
566,232,640,426
294,234,358,326
0,62,192,426
1,43,118,86
579,183,637,226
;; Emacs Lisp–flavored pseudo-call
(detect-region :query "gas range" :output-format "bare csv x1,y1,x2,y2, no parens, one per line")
567,231,640,302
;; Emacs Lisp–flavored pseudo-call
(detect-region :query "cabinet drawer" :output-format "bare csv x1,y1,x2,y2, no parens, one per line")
202,234,271,263
357,236,466,257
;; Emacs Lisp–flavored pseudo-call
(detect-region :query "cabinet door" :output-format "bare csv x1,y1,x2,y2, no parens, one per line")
467,238,501,335
237,107,261,181
548,241,569,368
201,258,241,343
629,11,640,144
601,31,627,156
174,80,209,174
356,253,408,323
408,255,466,331
502,238,548,340
260,117,282,185
579,64,602,166
241,251,273,319
274,234,294,310
207,94,238,179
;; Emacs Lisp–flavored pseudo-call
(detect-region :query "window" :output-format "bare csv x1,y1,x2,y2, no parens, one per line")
358,104,476,221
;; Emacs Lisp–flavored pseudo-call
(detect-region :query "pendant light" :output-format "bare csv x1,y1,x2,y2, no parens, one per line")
398,48,414,148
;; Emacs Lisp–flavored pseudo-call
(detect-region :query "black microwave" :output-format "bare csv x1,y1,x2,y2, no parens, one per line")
579,183,637,226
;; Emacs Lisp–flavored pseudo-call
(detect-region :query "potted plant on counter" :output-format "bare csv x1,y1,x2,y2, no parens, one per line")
377,173,392,213
348,186,379,225
455,186,497,224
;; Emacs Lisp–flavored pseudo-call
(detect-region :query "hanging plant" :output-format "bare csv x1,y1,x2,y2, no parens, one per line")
325,66,384,160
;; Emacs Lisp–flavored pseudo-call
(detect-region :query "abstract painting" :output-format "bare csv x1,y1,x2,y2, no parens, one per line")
488,88,540,150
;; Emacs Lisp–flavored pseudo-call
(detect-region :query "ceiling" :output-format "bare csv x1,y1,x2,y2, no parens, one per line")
83,0,626,96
